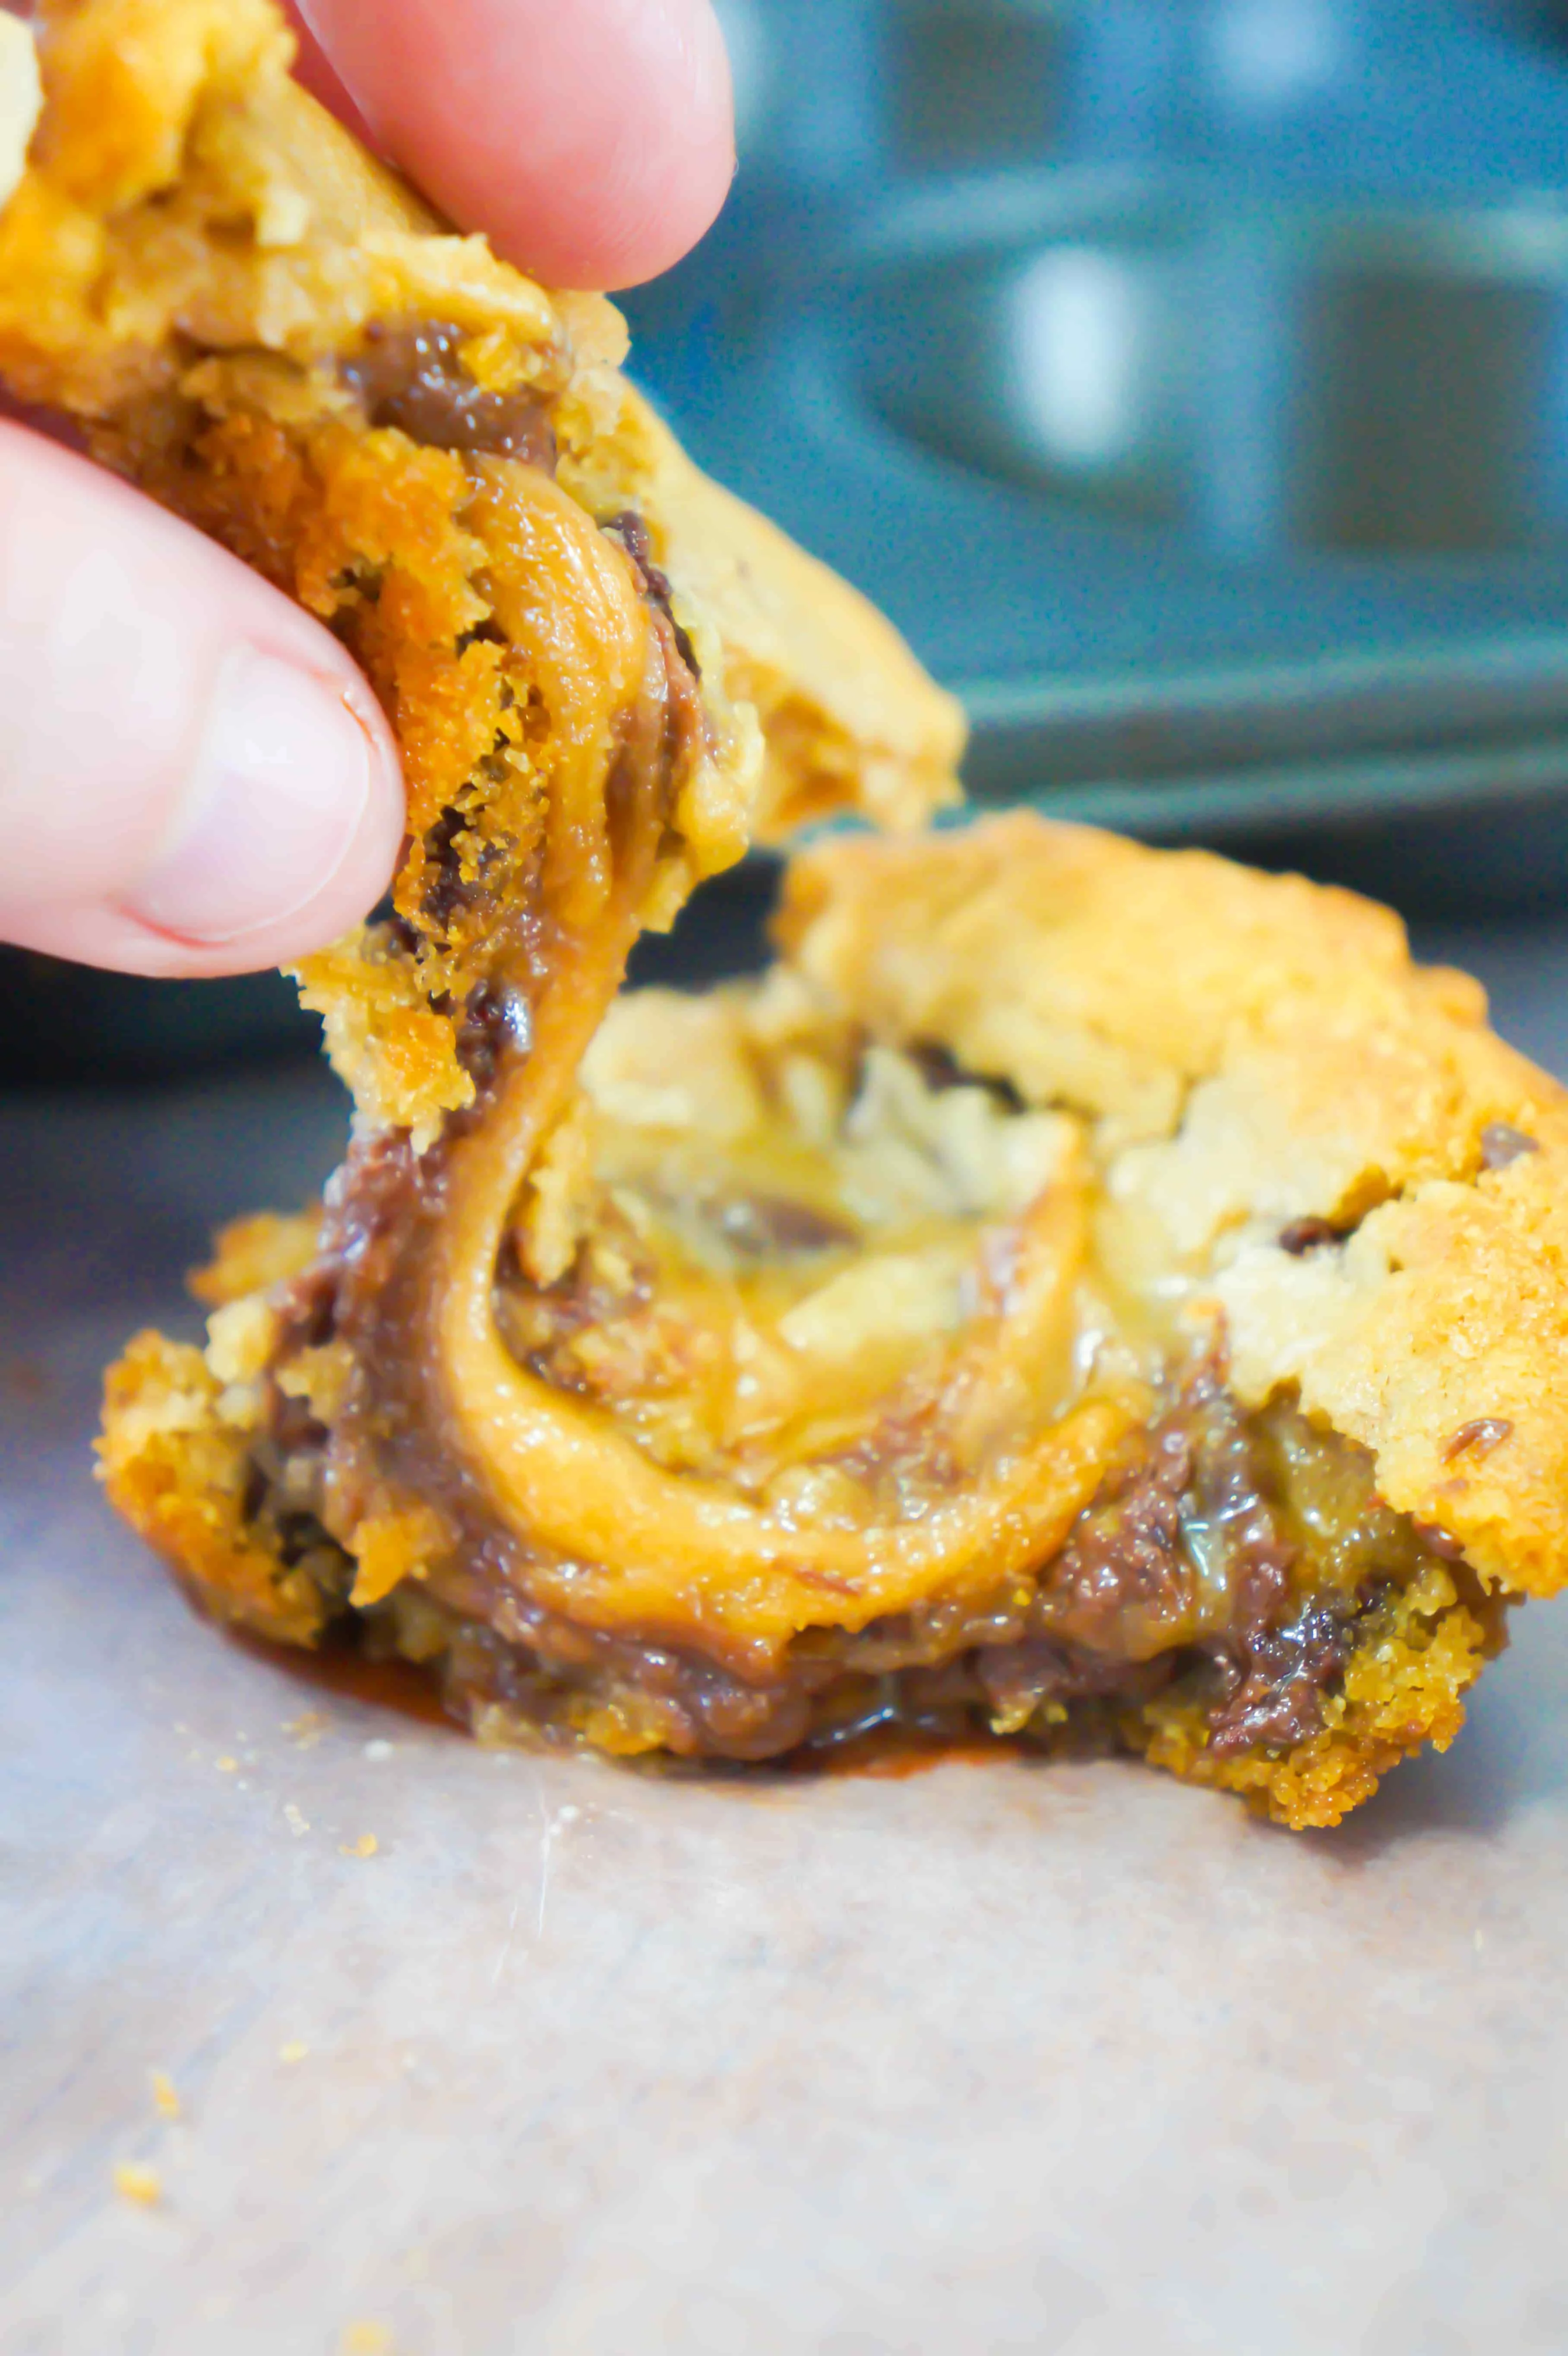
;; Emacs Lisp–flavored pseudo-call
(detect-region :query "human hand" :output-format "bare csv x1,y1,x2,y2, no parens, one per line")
0,0,734,976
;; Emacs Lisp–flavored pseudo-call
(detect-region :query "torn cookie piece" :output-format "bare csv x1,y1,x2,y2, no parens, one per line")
0,0,959,1144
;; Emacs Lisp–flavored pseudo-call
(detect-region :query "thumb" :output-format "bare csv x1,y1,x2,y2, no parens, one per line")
0,424,405,977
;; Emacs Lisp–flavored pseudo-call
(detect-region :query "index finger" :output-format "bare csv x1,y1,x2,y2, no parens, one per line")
296,0,735,291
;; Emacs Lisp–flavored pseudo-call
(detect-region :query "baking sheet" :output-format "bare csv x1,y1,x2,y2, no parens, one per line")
7,918,1568,2355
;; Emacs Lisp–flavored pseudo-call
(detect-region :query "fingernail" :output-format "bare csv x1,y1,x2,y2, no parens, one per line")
123,647,376,945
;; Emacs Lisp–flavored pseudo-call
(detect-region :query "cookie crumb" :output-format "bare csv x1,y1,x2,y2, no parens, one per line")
342,2324,392,2355
340,1834,379,1858
113,2162,161,2207
149,2070,180,2121
283,1803,310,1837
215,1755,239,1773
1277,1216,1343,1256
285,1709,328,1748
278,2041,310,2064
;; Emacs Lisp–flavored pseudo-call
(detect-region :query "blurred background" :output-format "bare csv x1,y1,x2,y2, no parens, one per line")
15,0,1568,1076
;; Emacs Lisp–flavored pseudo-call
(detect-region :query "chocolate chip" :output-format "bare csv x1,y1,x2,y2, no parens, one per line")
272,1260,338,1354
1412,1519,1468,1562
383,910,421,959
1481,1122,1540,1171
602,509,702,679
275,1507,335,1569
455,618,506,654
604,508,654,574
455,979,531,1088
1442,1417,1514,1463
342,323,556,469
718,1194,858,1257
269,1393,328,1454
240,1458,267,1525
1205,1601,1356,1758
904,1039,1024,1109
1278,1216,1343,1256
906,1039,968,1093
420,803,496,934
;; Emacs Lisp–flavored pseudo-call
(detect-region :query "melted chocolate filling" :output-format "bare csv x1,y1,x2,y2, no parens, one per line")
243,1121,1469,1770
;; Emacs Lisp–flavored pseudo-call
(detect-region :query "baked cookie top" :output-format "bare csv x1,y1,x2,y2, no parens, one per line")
781,814,1568,1603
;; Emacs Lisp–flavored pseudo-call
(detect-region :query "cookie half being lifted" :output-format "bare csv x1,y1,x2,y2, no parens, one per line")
7,0,1567,1829
0,0,960,1151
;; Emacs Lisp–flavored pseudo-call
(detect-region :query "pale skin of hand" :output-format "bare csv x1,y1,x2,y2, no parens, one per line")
0,0,734,976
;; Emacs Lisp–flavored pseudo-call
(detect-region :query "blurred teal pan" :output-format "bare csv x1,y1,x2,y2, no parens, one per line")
628,168,1568,893
956,635,1568,830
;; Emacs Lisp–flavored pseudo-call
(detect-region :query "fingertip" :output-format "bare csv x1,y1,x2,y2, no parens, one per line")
0,425,405,979
116,651,405,969
276,0,377,150
574,0,737,288
299,0,736,288
2,707,403,980
5,737,402,978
